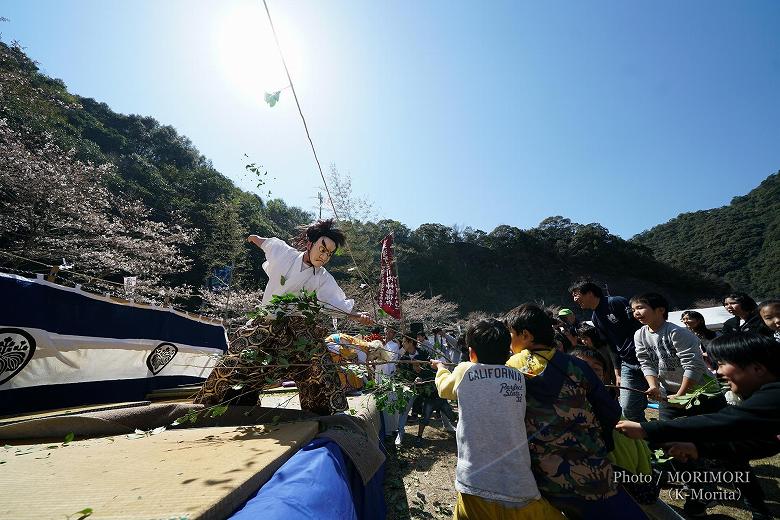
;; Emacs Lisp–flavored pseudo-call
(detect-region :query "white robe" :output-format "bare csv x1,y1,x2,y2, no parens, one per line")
260,237,355,314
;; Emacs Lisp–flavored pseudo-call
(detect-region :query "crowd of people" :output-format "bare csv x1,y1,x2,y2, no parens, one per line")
373,284,780,520
241,221,778,519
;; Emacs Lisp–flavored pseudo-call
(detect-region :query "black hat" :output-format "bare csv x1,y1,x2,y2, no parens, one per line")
410,322,425,336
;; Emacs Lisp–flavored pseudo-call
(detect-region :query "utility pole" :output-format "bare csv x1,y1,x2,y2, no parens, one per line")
318,192,323,219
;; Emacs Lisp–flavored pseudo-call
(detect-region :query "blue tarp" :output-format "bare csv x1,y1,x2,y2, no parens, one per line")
229,437,386,520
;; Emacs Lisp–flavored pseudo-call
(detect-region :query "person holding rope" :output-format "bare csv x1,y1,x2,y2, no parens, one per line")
195,219,373,415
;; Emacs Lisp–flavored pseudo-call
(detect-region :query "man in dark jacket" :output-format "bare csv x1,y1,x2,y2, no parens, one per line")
570,281,648,422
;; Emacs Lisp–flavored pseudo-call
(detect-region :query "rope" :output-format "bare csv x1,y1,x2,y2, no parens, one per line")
259,0,380,318
605,384,667,402
177,359,457,371
0,250,196,299
0,250,217,321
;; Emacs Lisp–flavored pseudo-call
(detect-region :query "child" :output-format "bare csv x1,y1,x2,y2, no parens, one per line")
680,310,719,373
504,304,646,519
571,348,685,520
629,293,724,420
758,299,780,342
630,292,726,516
680,310,717,346
432,318,563,519
617,333,780,520
576,323,619,379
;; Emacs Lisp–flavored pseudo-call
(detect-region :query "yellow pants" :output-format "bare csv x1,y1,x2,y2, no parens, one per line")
454,493,565,520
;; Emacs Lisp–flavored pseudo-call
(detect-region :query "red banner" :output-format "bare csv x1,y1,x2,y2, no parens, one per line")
377,234,401,319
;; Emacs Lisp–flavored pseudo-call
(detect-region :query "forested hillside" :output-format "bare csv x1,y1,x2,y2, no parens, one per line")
634,173,779,299
335,217,730,316
0,41,737,318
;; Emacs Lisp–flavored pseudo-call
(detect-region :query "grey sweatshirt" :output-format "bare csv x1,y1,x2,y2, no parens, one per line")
634,321,709,396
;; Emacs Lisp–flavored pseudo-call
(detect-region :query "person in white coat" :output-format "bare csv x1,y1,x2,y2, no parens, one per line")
247,219,370,324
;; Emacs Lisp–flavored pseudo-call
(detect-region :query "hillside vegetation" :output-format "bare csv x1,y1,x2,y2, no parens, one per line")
634,172,779,299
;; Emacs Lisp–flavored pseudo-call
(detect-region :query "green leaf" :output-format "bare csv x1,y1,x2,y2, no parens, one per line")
209,405,229,418
280,275,286,286
71,508,94,520
652,448,673,463
264,90,281,107
172,415,190,426
63,432,75,444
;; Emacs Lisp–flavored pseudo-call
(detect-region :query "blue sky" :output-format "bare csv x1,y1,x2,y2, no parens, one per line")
3,1,779,237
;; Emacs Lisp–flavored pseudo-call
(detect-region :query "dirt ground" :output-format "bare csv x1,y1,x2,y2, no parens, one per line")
383,418,780,520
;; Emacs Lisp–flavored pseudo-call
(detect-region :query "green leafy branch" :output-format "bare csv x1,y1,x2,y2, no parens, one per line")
363,376,416,415
171,404,229,427
252,289,324,324
667,377,723,409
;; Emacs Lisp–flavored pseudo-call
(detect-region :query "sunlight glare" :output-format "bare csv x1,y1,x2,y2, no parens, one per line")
213,1,305,107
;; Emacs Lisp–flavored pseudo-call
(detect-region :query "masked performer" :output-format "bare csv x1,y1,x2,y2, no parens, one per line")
195,219,371,415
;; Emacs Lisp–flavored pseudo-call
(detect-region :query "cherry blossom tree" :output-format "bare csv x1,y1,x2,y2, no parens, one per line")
400,291,459,329
0,118,197,283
